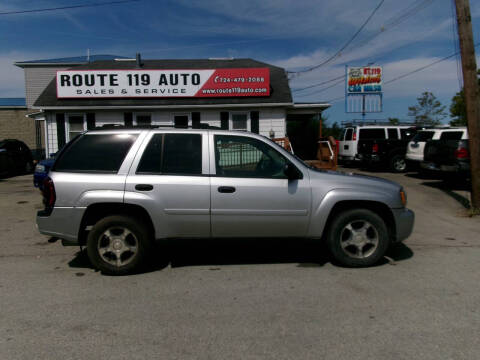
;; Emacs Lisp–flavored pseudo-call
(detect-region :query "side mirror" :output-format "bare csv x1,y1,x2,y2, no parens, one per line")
284,163,302,180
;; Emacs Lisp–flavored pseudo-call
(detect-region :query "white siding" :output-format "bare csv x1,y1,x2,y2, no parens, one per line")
199,110,221,128
259,108,286,138
43,108,287,151
24,66,69,108
95,111,124,126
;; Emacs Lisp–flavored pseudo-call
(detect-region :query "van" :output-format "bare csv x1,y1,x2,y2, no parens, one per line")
338,124,414,163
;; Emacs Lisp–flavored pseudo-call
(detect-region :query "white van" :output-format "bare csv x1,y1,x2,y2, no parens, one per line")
406,127,468,163
338,124,414,162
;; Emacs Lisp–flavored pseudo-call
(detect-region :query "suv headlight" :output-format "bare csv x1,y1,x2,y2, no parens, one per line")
399,189,407,207
35,164,46,172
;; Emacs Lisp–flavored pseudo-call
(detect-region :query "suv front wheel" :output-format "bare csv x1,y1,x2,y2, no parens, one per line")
327,209,390,267
87,215,151,275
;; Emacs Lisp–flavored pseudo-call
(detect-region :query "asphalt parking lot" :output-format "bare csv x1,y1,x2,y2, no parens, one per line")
1,169,479,360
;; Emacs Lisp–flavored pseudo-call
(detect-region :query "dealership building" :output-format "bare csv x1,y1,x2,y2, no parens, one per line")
15,55,329,155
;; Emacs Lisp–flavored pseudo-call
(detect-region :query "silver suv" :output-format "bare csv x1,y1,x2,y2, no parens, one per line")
37,128,414,275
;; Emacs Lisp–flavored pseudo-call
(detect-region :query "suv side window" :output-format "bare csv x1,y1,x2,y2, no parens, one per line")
387,128,399,139
137,133,202,175
359,128,385,139
53,134,138,173
215,135,288,178
400,128,416,139
440,131,463,140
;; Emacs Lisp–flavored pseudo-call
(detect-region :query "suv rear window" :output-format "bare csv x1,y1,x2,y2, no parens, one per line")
137,133,202,175
359,128,385,139
53,134,138,173
440,131,463,140
412,131,434,142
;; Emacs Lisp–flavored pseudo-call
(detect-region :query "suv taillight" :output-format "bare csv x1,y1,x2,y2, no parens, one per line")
353,132,357,141
42,177,56,209
372,144,379,153
454,147,469,159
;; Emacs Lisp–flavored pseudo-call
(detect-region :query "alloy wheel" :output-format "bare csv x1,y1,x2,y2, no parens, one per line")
340,220,379,259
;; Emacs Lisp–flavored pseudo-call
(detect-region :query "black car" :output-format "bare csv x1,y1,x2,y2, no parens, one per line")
0,139,34,177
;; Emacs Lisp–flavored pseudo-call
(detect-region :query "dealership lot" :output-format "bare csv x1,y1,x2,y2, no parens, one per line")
1,171,479,360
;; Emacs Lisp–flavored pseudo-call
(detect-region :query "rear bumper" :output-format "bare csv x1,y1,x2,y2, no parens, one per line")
356,153,381,164
391,208,415,243
338,155,356,161
36,207,85,244
421,161,470,173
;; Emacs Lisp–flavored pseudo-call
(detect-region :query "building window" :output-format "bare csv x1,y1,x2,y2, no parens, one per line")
67,114,85,141
231,113,249,131
135,113,152,126
173,113,190,128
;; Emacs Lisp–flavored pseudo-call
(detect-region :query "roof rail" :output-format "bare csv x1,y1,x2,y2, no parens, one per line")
340,120,416,127
92,124,222,130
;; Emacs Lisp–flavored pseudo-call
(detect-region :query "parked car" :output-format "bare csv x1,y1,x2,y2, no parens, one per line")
422,136,470,175
406,127,468,167
0,139,34,177
338,124,415,165
33,155,56,189
356,127,417,172
36,128,414,275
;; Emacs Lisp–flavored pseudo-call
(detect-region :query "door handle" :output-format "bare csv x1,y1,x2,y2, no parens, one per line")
135,184,153,191
218,186,236,193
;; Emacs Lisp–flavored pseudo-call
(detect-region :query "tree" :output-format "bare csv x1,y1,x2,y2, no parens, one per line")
388,117,400,125
408,91,447,125
322,120,342,139
449,69,479,126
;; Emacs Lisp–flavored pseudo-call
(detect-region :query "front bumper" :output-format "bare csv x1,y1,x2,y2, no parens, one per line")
36,207,85,244
391,208,415,243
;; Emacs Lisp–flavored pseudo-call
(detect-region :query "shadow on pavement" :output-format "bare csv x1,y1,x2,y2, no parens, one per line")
68,239,414,273
420,180,471,209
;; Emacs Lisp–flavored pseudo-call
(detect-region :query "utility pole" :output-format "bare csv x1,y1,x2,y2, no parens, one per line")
455,0,480,210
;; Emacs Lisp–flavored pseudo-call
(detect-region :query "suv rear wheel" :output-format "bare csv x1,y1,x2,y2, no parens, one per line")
390,154,407,173
327,209,390,267
87,215,151,275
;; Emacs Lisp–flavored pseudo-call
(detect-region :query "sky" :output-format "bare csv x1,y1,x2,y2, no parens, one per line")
0,0,479,125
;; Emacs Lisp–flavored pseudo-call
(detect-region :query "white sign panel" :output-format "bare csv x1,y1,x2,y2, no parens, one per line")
56,68,271,98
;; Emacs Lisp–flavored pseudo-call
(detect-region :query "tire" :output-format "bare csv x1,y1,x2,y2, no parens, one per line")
390,154,407,173
327,209,390,267
87,215,152,275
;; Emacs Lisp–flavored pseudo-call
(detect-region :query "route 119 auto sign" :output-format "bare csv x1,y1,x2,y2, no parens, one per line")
56,68,270,98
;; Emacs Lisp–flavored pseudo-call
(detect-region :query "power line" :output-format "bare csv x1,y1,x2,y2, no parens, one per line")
288,0,435,78
351,0,434,49
323,42,480,104
0,0,141,15
450,0,463,90
292,74,345,92
294,78,345,98
288,0,385,75
384,43,480,84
